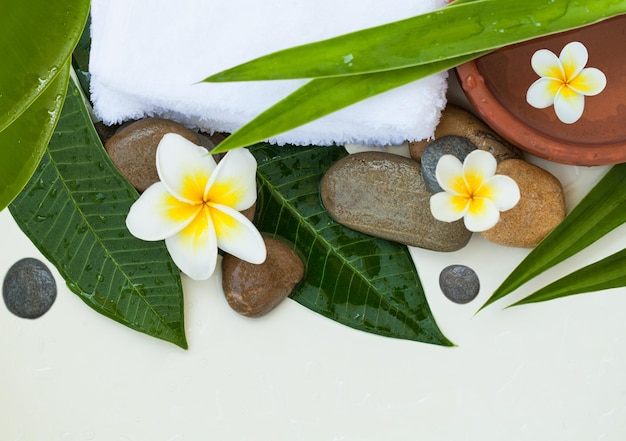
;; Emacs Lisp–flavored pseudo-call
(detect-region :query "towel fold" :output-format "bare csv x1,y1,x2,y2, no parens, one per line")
89,0,449,146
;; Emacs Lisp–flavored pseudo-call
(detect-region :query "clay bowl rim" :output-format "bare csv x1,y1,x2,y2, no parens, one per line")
455,42,626,166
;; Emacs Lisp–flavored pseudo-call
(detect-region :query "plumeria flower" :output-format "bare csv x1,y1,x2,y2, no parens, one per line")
526,41,606,124
126,133,266,280
429,150,520,232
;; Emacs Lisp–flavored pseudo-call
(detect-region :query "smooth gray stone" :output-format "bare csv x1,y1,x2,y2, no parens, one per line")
320,151,472,252
3,258,57,319
421,135,476,194
439,265,480,304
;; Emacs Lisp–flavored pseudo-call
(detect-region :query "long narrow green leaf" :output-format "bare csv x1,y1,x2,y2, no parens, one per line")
0,62,69,210
0,0,90,131
480,164,626,310
205,0,626,82
510,247,626,306
9,77,187,349
252,144,453,346
211,53,482,153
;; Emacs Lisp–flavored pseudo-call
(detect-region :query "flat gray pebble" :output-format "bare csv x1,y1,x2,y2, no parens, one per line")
421,135,476,194
320,151,472,252
3,258,57,319
439,264,480,304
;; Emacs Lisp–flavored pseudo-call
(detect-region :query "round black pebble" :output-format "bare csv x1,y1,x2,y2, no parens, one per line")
3,258,57,319
439,264,480,304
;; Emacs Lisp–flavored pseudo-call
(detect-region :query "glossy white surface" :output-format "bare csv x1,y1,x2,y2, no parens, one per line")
2,153,626,440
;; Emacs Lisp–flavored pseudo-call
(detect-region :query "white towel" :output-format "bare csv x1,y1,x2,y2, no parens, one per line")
89,0,449,146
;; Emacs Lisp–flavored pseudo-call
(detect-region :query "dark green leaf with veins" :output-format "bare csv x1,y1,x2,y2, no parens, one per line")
252,144,452,346
9,79,187,349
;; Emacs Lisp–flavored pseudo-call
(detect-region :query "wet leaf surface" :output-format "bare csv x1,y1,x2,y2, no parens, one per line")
9,79,187,349
252,144,452,346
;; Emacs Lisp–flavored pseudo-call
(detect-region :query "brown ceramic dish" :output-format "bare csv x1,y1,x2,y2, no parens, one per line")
456,16,626,166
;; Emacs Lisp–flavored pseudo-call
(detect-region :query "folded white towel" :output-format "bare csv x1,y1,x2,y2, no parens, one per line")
89,0,449,146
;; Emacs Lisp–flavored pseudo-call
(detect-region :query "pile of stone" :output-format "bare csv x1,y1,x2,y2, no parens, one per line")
322,105,566,251
102,103,567,313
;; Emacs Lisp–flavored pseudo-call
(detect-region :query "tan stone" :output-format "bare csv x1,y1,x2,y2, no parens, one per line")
409,104,521,163
481,159,566,248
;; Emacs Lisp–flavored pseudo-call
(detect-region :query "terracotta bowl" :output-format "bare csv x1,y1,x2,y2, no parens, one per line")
456,16,626,166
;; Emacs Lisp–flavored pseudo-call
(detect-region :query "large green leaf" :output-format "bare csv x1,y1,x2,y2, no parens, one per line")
480,163,626,310
9,78,187,349
205,0,626,81
511,248,626,306
0,62,69,210
0,0,90,210
0,0,90,130
252,144,453,346
212,53,482,153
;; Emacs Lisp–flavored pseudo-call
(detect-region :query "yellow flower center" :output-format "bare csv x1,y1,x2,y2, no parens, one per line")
163,171,243,244
449,168,495,215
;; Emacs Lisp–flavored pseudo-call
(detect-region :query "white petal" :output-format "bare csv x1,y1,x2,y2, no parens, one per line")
156,133,216,204
126,182,200,241
209,203,267,264
559,41,588,81
464,198,501,232
483,175,520,211
526,78,561,109
165,208,219,280
430,192,467,223
435,154,464,195
531,48,563,79
569,67,607,96
463,149,496,181
205,148,258,211
554,88,585,124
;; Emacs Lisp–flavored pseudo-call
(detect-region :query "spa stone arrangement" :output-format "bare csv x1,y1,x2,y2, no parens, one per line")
74,101,563,317
4,0,626,350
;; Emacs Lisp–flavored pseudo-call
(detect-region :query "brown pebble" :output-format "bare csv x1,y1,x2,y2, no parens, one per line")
409,104,522,163
240,201,256,222
481,159,566,248
105,118,201,192
222,237,304,317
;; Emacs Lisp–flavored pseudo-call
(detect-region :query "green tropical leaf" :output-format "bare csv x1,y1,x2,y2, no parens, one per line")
510,247,626,306
9,77,187,349
205,0,626,82
0,0,90,210
0,0,90,130
480,163,626,310
72,14,93,97
251,144,453,346
0,62,69,210
212,53,482,153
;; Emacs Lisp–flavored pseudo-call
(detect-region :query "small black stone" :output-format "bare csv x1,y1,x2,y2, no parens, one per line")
3,258,57,319
439,264,480,304
421,135,477,194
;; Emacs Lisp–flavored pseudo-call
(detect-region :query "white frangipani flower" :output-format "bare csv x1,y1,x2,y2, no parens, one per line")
126,133,266,280
526,41,606,124
429,150,520,233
